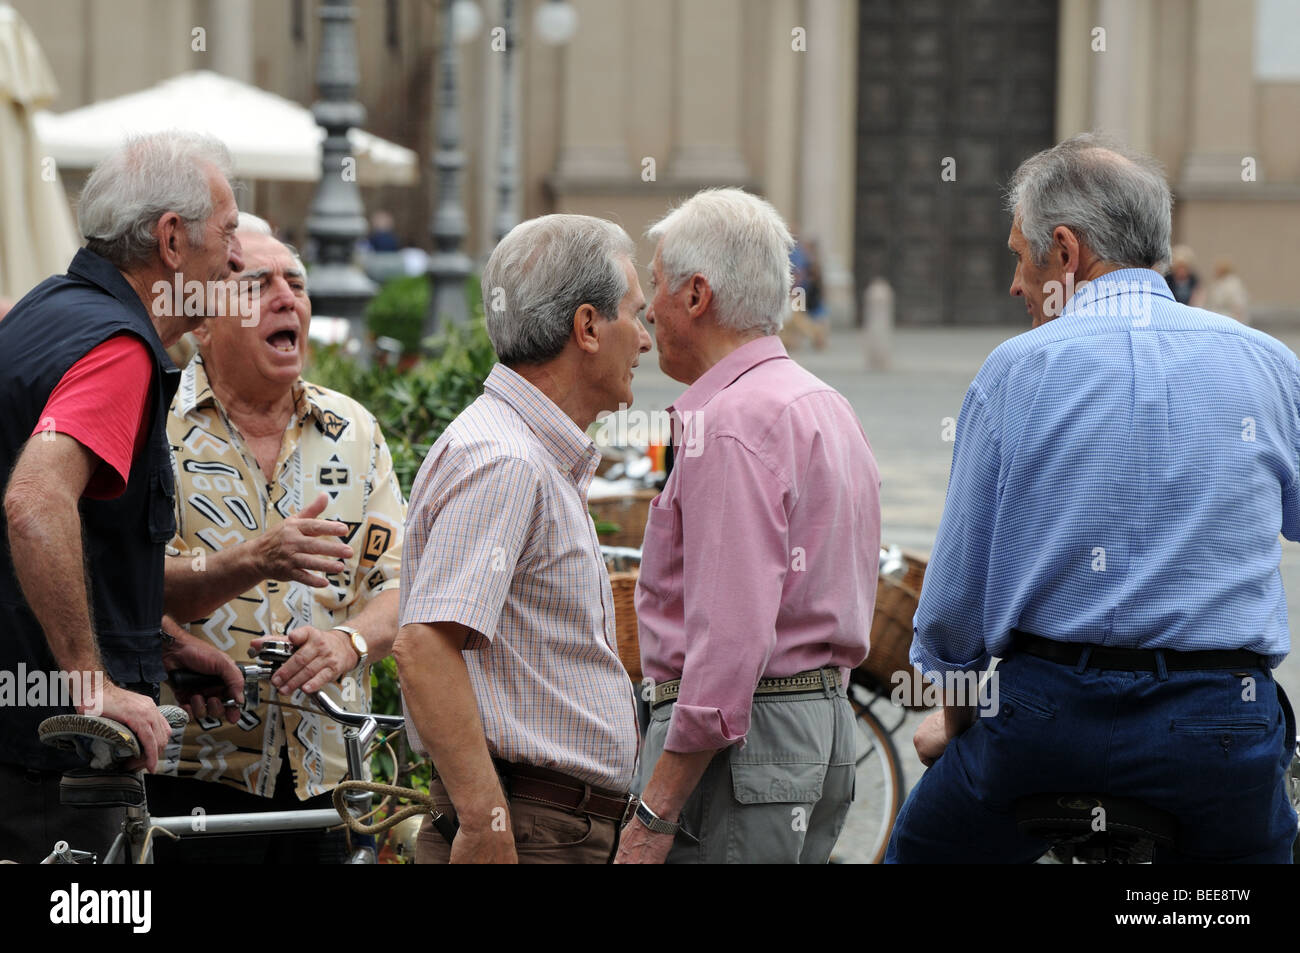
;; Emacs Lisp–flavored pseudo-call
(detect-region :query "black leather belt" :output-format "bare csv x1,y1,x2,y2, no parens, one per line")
1011,630,1268,672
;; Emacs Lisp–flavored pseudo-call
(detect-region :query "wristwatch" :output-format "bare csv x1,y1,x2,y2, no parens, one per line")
634,798,680,836
332,625,368,674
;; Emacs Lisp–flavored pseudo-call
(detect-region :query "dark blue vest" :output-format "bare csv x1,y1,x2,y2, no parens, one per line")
0,248,179,769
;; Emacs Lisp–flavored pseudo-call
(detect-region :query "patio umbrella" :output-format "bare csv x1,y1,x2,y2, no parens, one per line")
34,70,418,186
0,2,79,301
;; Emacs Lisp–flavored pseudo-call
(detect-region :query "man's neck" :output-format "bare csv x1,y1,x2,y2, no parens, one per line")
203,359,297,438
678,328,766,386
509,360,596,433
121,263,184,347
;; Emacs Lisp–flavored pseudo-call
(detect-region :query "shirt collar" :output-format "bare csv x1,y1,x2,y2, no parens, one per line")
177,353,321,431
670,334,790,417
484,363,599,485
1060,267,1174,319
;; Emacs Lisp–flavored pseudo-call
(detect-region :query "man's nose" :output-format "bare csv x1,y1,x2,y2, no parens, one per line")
1009,271,1023,298
228,235,245,275
637,319,652,351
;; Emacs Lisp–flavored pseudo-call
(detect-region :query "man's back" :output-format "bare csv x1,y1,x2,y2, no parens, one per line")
915,269,1298,672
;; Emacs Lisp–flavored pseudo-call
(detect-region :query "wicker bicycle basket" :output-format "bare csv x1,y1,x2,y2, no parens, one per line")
590,489,658,549
856,550,934,709
607,570,642,682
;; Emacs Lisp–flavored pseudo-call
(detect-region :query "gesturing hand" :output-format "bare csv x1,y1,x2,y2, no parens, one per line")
254,491,353,588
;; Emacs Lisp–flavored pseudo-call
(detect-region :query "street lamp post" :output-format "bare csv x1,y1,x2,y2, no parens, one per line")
305,0,376,367
493,0,518,244
423,0,475,344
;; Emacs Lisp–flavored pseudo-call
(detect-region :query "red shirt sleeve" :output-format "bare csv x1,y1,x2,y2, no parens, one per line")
33,333,155,500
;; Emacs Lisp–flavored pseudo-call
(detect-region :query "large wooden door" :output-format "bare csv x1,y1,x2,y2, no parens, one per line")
854,0,1058,325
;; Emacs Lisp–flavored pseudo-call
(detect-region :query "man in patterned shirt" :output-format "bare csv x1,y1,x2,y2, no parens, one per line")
395,214,651,864
149,215,406,863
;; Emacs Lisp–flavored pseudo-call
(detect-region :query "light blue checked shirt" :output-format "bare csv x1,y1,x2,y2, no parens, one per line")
912,268,1300,676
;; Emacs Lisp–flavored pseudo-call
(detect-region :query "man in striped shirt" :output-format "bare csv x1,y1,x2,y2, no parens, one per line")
887,134,1298,863
396,215,651,864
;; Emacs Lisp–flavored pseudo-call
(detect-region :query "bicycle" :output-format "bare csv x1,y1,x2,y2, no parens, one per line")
34,641,410,864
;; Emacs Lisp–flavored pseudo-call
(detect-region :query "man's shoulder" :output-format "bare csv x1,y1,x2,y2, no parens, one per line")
705,355,856,435
418,393,549,491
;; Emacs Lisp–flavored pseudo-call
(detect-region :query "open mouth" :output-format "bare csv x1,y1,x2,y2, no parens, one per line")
266,329,298,353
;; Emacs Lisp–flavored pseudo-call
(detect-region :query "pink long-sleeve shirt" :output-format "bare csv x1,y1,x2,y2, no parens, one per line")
635,335,881,753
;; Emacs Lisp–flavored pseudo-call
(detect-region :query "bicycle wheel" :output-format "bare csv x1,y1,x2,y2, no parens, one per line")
832,686,904,864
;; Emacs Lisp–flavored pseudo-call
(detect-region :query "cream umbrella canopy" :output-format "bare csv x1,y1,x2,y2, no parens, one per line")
0,3,79,302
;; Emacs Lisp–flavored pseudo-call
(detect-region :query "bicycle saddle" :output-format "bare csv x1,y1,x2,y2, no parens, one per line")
1013,792,1178,863
38,706,189,769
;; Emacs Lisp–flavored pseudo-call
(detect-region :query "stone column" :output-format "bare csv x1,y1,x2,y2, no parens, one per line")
552,0,630,182
1181,0,1259,185
668,0,749,181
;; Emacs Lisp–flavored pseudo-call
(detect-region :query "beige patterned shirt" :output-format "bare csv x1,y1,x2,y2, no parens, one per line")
161,356,405,799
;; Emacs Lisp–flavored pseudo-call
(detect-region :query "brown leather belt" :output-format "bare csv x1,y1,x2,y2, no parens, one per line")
493,759,635,824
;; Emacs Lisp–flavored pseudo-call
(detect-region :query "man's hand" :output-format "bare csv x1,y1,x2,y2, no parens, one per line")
613,816,675,864
258,625,358,695
914,704,976,767
161,616,244,724
94,683,174,773
252,491,353,588
448,824,518,864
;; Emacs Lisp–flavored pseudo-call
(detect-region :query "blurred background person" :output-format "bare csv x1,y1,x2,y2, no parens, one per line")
1206,257,1250,325
1165,244,1205,308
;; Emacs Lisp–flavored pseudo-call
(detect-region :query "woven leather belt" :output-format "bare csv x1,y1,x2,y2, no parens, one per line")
651,666,841,710
493,759,635,824
1011,630,1268,672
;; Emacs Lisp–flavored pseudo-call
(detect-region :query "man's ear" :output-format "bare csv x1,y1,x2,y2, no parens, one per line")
1052,225,1083,275
686,273,713,319
573,302,600,355
156,213,186,271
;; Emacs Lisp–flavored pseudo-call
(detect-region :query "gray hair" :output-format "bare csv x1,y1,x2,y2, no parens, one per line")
237,212,308,291
646,188,794,335
1006,133,1172,270
79,131,236,269
482,214,635,365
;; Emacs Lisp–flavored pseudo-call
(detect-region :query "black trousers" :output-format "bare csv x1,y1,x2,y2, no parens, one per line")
146,757,354,864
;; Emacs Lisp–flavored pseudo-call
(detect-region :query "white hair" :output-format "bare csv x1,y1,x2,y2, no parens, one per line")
236,212,307,291
1006,132,1172,269
646,188,794,335
78,131,236,268
481,214,635,365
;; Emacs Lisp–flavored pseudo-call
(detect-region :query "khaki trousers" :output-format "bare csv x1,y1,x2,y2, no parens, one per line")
415,776,619,864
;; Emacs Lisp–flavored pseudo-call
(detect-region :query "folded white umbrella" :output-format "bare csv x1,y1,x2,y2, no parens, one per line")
0,2,79,301
34,69,418,186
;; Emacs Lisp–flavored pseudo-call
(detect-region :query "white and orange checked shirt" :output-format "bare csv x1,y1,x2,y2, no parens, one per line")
399,364,639,792
161,355,406,799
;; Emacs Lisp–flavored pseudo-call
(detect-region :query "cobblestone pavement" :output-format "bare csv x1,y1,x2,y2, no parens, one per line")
618,323,1300,863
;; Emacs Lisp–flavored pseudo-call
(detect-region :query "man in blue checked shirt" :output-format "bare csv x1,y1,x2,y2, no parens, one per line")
886,133,1298,863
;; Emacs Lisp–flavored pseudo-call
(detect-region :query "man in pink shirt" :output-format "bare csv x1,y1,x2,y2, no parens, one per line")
616,188,881,864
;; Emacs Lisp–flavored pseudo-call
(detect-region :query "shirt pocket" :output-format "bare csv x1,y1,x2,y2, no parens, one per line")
635,492,677,601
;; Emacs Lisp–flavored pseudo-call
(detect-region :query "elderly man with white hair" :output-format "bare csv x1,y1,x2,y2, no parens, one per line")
146,213,406,863
0,132,247,864
615,188,882,864
395,213,651,864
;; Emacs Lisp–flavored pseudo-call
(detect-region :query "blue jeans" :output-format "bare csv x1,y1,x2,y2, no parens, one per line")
885,651,1297,863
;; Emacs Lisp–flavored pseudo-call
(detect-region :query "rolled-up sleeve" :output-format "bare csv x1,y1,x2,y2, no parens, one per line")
910,385,1000,678
666,435,789,753
399,454,541,649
